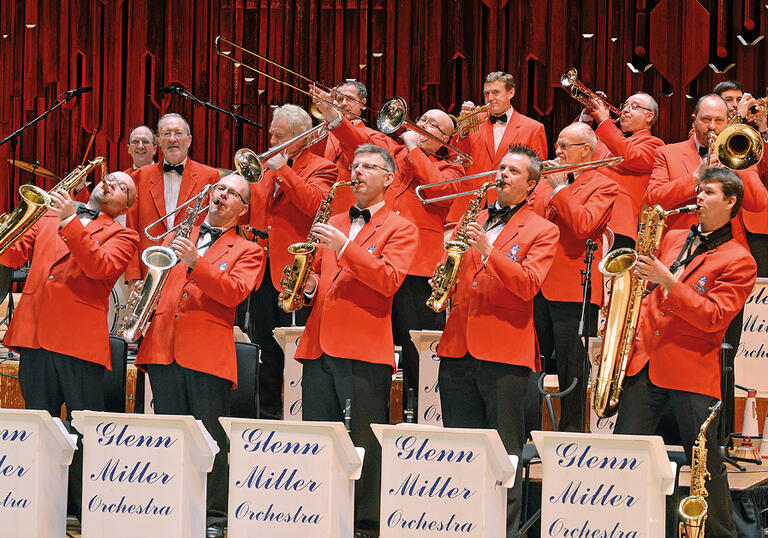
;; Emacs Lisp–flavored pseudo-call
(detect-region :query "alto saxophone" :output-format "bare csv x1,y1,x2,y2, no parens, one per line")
593,203,698,418
119,184,212,343
427,179,501,312
679,401,722,538
278,180,354,313
0,157,107,256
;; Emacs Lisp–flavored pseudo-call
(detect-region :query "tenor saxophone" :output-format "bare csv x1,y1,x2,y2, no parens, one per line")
593,203,698,418
0,157,106,256
119,185,212,343
679,401,721,538
426,179,501,312
278,180,354,313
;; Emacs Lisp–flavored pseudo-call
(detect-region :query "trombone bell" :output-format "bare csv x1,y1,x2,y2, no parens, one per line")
714,123,764,170
234,148,264,184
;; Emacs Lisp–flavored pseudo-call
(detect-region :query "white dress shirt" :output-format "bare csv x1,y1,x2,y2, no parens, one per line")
163,158,187,229
492,107,514,153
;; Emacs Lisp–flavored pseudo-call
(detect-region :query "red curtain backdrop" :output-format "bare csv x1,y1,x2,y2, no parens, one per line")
1,0,767,212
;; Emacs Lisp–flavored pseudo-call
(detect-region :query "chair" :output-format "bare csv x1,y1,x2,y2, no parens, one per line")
103,336,128,413
231,341,260,418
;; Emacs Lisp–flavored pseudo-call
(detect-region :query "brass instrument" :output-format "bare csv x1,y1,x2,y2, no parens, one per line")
278,179,355,312
451,104,492,137
679,401,722,538
0,157,106,256
594,203,698,418
214,36,367,121
560,68,621,116
427,179,502,312
713,122,764,170
415,157,625,205
234,123,328,184
377,97,474,166
119,185,213,343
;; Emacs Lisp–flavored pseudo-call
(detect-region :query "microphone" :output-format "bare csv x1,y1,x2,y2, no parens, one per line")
65,86,92,96
159,85,185,95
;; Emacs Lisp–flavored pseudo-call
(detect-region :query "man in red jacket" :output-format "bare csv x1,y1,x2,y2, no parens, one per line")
438,145,559,536
585,92,664,250
246,103,337,419
0,171,139,519
530,122,618,432
616,167,756,538
450,71,548,223
296,144,418,538
136,173,264,538
125,124,158,172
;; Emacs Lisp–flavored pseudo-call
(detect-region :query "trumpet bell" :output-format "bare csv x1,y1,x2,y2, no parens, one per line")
560,68,577,88
715,123,764,170
234,148,264,184
377,97,407,135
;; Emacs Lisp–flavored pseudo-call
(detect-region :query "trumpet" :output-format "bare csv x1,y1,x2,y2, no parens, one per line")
560,68,621,116
450,104,491,137
214,36,367,121
234,122,329,184
415,156,625,204
377,97,474,166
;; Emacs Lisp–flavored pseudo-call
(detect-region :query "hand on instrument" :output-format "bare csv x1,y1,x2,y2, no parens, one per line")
266,151,288,172
587,97,610,123
465,222,492,258
310,84,342,124
311,222,347,252
49,189,75,221
303,274,318,296
460,101,475,115
170,236,199,269
737,93,756,120
545,169,569,189
635,254,676,292
400,130,421,150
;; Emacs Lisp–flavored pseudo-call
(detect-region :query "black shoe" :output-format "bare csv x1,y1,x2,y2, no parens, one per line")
206,522,225,538
354,531,378,538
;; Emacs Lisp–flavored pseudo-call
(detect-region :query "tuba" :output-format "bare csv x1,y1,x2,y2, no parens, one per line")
278,179,355,312
119,185,212,343
593,203,698,418
0,157,106,256
427,179,501,312
679,401,721,538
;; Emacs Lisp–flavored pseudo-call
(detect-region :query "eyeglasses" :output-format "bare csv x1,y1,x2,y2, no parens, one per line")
158,129,188,139
213,183,246,204
620,102,653,113
103,175,128,193
416,116,450,136
129,139,155,146
349,162,392,174
554,142,588,151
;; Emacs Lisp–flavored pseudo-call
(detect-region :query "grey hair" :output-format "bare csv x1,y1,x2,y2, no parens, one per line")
354,143,396,174
157,113,191,135
129,125,158,145
634,92,660,127
560,122,597,152
484,71,516,91
272,104,312,136
336,79,368,101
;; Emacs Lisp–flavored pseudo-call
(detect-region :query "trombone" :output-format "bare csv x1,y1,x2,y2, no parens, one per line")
214,36,367,121
416,156,625,204
234,122,329,183
377,97,474,166
144,185,213,242
560,68,622,116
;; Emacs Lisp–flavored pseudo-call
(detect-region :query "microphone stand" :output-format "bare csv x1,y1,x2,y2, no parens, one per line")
163,85,262,150
1,89,83,211
578,239,598,432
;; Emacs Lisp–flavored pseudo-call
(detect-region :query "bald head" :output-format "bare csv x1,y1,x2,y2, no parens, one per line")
91,171,136,218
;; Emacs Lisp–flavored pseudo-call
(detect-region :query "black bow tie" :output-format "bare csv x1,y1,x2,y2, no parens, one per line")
689,225,709,244
623,131,633,138
76,205,100,219
487,205,511,221
349,206,371,223
200,223,224,241
489,113,507,125
698,145,708,157
163,162,184,175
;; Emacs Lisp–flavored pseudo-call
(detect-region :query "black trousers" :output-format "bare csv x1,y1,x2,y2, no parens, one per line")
392,274,443,419
301,354,391,533
18,346,105,520
248,261,311,419
615,366,736,538
533,293,598,432
438,354,530,537
146,361,232,526
746,230,768,278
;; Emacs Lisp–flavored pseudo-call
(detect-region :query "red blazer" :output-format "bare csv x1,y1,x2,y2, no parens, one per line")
0,213,139,368
594,122,664,239
330,117,465,276
135,227,265,386
530,169,618,304
125,159,220,280
744,139,768,234
627,229,757,399
248,149,337,289
438,206,559,368
645,136,768,246
296,206,417,369
448,110,548,222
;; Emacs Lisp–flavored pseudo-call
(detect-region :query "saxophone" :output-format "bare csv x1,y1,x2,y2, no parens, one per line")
119,184,212,343
0,157,106,256
679,401,722,538
426,179,501,312
593,203,698,418
278,180,354,313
